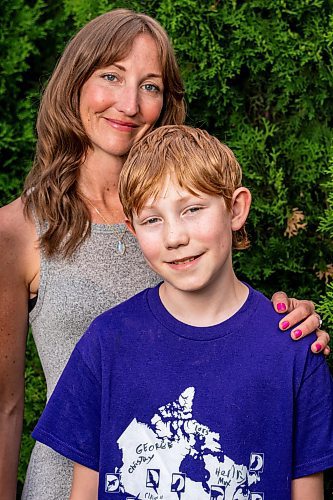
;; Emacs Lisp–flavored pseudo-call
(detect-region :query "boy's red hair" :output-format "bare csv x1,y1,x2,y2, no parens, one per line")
119,125,249,250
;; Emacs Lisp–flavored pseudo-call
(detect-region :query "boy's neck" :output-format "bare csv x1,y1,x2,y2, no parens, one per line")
159,271,249,327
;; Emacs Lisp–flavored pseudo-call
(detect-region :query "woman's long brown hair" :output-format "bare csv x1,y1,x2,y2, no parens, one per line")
23,9,186,257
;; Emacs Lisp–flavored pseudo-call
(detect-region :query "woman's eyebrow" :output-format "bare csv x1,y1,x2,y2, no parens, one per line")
112,62,162,79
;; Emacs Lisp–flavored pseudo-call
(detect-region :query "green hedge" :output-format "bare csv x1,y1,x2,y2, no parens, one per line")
1,0,332,496
318,151,333,376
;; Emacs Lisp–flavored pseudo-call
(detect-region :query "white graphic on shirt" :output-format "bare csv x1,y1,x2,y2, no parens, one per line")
111,387,263,498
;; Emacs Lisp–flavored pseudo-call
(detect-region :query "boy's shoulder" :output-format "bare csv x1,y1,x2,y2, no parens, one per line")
248,285,316,351
247,286,324,391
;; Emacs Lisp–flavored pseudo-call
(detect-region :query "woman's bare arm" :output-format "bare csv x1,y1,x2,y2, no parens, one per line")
0,199,39,499
70,463,98,500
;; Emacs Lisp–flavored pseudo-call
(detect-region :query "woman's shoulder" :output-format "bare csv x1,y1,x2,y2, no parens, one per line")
1,197,35,245
0,197,40,285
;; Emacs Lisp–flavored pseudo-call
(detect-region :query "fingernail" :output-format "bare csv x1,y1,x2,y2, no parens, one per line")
277,302,287,312
293,329,302,339
281,321,290,329
315,343,321,352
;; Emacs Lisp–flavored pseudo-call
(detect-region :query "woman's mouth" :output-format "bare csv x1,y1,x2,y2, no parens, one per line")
105,118,139,130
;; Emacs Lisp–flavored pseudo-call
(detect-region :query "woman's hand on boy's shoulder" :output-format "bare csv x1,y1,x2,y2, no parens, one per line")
271,291,330,356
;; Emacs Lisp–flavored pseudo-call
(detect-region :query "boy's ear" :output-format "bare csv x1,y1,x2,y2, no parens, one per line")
231,187,251,231
125,219,136,237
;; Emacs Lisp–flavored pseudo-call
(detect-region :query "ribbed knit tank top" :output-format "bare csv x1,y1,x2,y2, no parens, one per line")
22,223,160,499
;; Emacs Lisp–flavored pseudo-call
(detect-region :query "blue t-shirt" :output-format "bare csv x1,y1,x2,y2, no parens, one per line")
33,284,333,499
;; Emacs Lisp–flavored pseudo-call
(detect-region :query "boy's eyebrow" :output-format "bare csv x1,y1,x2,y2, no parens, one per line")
140,192,204,211
139,201,158,211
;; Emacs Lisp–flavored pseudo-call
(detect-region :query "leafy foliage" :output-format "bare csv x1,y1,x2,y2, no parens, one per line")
0,0,75,205
1,0,332,496
318,150,333,373
156,0,333,299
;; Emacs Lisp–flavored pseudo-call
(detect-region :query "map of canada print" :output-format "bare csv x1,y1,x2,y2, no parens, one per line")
108,387,264,499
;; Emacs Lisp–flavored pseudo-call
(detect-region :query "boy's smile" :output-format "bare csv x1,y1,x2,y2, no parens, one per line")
167,253,203,267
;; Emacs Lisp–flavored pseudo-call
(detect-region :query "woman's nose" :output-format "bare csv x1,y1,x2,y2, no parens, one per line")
115,85,139,116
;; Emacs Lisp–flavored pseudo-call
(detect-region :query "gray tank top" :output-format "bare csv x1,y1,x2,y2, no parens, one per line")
22,223,160,499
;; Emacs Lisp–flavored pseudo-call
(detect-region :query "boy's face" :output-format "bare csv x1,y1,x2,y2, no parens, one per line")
129,178,238,296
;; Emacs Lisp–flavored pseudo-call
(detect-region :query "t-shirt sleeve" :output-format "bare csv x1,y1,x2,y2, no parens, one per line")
32,325,102,471
293,352,333,478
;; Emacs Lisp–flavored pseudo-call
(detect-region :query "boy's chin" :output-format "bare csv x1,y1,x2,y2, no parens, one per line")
161,279,209,294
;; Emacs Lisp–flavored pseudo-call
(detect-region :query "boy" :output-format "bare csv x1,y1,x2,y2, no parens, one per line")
33,125,333,499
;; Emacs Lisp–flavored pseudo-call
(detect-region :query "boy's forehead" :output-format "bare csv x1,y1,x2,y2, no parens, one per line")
159,174,191,199
140,182,206,213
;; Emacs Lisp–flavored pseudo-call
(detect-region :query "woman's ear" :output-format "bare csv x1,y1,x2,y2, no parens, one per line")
125,219,136,237
231,187,252,231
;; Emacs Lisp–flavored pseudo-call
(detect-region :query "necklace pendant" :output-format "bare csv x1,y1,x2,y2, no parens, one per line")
117,240,126,255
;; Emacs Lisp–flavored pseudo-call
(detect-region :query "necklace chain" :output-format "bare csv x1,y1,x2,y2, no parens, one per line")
84,196,127,255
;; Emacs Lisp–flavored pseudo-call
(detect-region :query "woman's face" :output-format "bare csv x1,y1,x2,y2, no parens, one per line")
79,34,164,160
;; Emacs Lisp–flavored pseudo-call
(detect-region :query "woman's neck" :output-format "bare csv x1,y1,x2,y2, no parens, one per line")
78,149,126,223
79,149,124,195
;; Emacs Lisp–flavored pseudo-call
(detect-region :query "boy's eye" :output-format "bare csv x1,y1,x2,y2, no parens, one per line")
187,206,202,214
143,217,159,225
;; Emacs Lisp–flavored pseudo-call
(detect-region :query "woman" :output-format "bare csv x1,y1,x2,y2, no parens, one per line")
0,9,327,500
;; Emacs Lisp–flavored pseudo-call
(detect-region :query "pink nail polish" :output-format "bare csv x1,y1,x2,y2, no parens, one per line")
281,321,290,329
277,302,287,312
315,343,321,352
293,329,302,339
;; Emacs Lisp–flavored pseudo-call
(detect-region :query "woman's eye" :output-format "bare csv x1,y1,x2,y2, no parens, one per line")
102,73,118,82
142,83,160,92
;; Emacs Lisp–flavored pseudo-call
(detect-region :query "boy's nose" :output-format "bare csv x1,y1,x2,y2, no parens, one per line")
164,223,189,249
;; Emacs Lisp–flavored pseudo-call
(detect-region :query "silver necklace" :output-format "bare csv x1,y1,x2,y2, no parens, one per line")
84,197,127,255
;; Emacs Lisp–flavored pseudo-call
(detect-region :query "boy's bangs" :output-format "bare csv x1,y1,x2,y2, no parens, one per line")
134,156,221,215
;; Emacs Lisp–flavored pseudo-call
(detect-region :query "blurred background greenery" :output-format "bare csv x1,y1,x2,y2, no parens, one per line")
1,0,332,497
